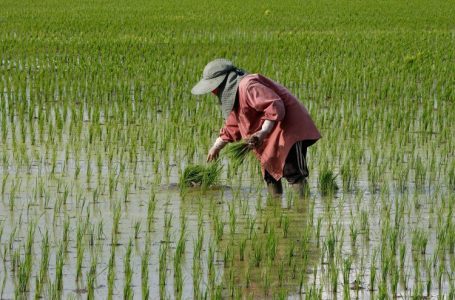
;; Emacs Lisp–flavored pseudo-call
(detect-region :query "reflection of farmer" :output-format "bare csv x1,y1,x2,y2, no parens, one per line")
191,59,321,196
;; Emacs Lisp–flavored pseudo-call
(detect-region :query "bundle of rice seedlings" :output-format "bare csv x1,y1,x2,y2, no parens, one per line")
318,166,338,196
180,161,222,189
225,141,251,170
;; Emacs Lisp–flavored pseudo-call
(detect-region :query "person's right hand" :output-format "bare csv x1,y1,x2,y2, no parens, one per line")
207,147,220,162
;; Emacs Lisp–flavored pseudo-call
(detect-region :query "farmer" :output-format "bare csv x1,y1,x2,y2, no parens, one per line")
191,59,321,196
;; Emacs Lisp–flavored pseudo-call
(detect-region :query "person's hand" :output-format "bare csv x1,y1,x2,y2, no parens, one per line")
248,120,275,149
207,137,228,162
248,130,268,149
207,146,220,162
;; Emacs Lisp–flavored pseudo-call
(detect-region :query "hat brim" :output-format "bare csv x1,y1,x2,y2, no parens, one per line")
191,76,226,95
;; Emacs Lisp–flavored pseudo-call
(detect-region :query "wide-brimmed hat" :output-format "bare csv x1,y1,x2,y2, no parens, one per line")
191,59,236,95
192,59,248,119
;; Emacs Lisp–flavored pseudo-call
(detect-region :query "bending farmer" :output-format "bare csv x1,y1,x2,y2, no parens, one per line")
191,59,321,196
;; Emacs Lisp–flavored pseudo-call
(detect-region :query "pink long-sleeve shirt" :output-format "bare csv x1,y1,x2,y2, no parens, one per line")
220,74,321,180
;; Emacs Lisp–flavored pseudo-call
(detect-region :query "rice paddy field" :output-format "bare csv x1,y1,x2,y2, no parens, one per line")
1,0,454,298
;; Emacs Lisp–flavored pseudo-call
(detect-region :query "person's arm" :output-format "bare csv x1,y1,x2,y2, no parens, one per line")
248,119,276,148
207,112,241,162
245,82,284,147
207,137,228,162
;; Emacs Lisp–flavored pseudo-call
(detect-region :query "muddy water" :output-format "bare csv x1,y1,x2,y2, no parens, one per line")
0,154,452,300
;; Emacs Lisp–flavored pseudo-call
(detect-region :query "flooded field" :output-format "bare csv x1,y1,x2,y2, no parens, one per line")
1,0,454,298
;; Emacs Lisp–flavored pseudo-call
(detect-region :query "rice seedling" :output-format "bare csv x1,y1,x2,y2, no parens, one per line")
262,267,271,296
107,245,116,300
141,241,150,300
266,227,277,261
252,235,263,267
76,222,86,282
180,161,222,189
87,255,97,300
55,243,65,293
239,237,247,261
319,166,338,196
369,251,377,291
282,214,290,238
124,240,134,300
225,141,251,171
134,220,141,239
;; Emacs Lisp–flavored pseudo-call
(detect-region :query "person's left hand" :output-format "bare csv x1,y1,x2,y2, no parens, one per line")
248,130,267,149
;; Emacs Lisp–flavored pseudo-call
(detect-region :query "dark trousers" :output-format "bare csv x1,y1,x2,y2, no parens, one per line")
264,141,309,185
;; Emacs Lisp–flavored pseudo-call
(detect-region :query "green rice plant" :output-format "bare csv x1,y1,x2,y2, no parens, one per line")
174,249,183,299
107,245,116,300
87,255,97,300
299,270,305,294
245,264,251,288
350,219,358,246
175,232,186,261
247,217,255,240
343,256,352,288
329,261,339,293
124,240,134,300
146,195,156,232
1,174,8,195
164,213,172,242
111,202,122,243
228,202,236,235
35,231,49,299
414,156,426,190
239,237,247,261
193,231,203,260
159,243,167,292
369,250,377,291
76,222,85,281
55,243,64,293
449,161,455,190
262,267,271,296
412,228,428,255
318,166,338,196
278,260,285,287
214,213,224,242
141,238,150,300
97,221,105,240
425,258,432,298
252,235,263,267
266,227,277,261
225,141,250,171
377,279,388,299
207,245,216,294
223,243,233,268
288,241,295,266
192,251,202,299
283,214,290,238
180,161,222,189
62,217,70,252
399,243,406,270
316,216,322,248
391,266,399,298
325,226,336,260
134,220,141,239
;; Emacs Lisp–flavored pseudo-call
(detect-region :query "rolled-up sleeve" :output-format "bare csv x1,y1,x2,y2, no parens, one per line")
219,111,242,142
246,82,285,121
